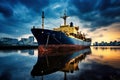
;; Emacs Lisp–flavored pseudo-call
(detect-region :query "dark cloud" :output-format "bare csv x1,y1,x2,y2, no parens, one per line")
0,3,13,17
69,0,97,13
19,0,49,13
68,0,120,30
0,0,49,17
101,7,120,18
0,0,49,37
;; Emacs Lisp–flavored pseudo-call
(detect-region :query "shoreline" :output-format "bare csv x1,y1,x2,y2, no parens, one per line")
0,45,38,50
0,45,119,50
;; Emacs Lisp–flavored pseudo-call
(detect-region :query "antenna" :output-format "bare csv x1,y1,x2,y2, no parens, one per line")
61,10,68,25
42,11,45,29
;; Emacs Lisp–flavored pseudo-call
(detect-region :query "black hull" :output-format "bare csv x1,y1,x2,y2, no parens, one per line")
31,28,91,46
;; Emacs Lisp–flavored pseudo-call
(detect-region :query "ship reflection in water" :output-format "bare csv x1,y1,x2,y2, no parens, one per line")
31,48,91,79
0,46,120,80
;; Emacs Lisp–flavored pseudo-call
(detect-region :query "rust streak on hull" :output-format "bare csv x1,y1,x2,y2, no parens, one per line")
38,44,90,53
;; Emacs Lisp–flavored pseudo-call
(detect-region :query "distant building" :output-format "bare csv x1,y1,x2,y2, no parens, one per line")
93,42,98,46
28,36,34,43
101,41,104,46
93,40,120,46
0,36,37,46
18,36,35,45
0,37,18,45
18,38,28,45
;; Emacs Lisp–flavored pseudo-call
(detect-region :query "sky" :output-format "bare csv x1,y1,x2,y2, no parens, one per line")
0,0,120,44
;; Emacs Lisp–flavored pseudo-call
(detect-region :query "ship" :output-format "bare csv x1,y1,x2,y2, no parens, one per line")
31,11,91,50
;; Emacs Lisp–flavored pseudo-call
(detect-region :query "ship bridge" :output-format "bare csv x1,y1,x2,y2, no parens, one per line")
53,11,79,36
53,24,79,36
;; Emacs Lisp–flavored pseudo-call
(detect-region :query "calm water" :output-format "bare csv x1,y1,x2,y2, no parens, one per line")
0,46,120,80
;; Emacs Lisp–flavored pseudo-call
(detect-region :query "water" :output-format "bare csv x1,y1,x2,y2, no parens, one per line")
0,46,120,80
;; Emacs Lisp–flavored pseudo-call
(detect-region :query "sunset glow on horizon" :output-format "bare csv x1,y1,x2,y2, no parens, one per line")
90,23,120,44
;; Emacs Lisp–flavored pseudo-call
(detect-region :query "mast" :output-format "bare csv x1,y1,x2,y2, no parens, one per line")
61,10,68,26
42,11,45,29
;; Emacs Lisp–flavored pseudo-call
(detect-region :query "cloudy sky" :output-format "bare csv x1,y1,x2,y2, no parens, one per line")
0,0,120,43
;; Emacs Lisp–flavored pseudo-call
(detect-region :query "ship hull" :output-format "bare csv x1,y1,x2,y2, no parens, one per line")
31,28,91,48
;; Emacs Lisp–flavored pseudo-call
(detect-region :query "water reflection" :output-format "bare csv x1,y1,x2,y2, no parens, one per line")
93,46,120,50
0,49,38,80
31,48,91,79
20,49,34,55
0,46,120,80
91,46,120,69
